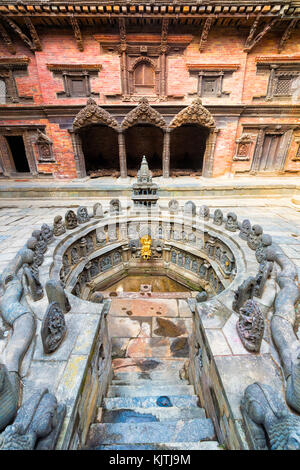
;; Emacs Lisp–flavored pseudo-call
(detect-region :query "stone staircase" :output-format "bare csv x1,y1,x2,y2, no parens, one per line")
86,298,220,450
87,358,220,450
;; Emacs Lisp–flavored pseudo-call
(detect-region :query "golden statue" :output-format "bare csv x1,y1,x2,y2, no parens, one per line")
140,235,152,260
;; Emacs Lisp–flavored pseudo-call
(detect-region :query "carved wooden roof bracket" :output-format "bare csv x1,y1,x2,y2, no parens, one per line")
244,17,278,53
169,97,215,129
73,98,119,132
0,20,16,55
0,15,36,52
70,16,84,52
278,19,298,54
24,17,42,52
121,97,166,130
199,17,213,53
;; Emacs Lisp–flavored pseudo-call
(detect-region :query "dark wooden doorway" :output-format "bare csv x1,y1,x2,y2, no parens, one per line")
5,135,30,173
258,133,282,172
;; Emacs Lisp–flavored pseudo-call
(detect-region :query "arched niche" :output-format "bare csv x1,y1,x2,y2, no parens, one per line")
130,58,157,96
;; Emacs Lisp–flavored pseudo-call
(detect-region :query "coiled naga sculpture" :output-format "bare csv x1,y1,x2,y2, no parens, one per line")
241,382,300,450
265,244,300,413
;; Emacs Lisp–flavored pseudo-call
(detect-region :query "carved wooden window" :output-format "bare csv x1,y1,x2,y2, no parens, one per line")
202,77,218,97
264,64,300,101
52,70,100,99
134,63,155,95
0,79,6,104
233,134,253,161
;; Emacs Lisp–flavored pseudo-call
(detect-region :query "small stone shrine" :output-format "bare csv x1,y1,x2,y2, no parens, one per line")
131,156,159,209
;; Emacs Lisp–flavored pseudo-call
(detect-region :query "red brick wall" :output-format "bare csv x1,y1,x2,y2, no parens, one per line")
1,26,300,178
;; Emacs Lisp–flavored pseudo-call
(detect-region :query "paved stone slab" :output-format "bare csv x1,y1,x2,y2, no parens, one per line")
88,418,215,446
205,329,232,356
112,379,189,386
110,299,178,317
152,317,192,338
112,357,186,374
108,317,152,338
111,338,189,359
178,299,193,317
103,395,199,410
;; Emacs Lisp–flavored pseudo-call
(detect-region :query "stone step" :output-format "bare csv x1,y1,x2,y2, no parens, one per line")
104,395,199,410
107,384,194,398
112,379,189,386
111,337,189,359
102,406,206,423
113,370,186,382
112,357,187,374
87,418,215,446
91,441,221,450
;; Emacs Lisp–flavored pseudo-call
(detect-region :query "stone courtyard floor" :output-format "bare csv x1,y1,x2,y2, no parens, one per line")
0,197,300,279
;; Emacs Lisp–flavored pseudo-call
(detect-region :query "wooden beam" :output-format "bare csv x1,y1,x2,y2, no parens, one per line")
278,19,297,53
199,17,213,52
24,17,42,51
119,17,126,44
244,15,260,50
0,21,16,54
69,16,83,51
0,15,35,51
244,18,277,52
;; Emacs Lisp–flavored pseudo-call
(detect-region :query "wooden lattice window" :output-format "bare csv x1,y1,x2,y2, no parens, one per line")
134,63,155,95
202,77,218,96
0,79,6,104
274,77,293,96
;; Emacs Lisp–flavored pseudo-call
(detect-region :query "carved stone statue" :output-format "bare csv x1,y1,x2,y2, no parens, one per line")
77,206,90,224
0,388,66,450
184,201,196,217
93,203,103,218
23,265,43,302
53,216,66,237
236,300,264,352
254,261,273,298
232,276,256,312
41,302,67,354
225,212,238,232
32,230,47,254
241,382,300,450
40,224,54,244
168,199,179,214
45,280,71,314
65,210,78,230
196,291,208,303
199,205,210,221
247,224,263,250
90,292,104,304
256,234,272,263
109,199,121,215
213,209,223,226
239,219,251,241
71,247,80,265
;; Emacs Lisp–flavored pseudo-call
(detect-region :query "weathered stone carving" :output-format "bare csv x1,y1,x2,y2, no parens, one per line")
232,277,256,313
109,199,121,214
196,291,208,303
79,238,87,258
169,97,215,129
241,382,300,450
213,209,223,226
71,247,80,265
90,292,104,304
256,234,272,263
0,363,18,432
220,251,235,276
77,206,90,224
199,205,210,221
121,97,166,130
41,302,67,354
73,98,118,131
93,203,103,218
53,216,66,237
225,212,238,232
247,224,263,250
96,228,106,244
45,280,71,314
168,199,179,214
40,224,54,244
86,235,94,253
65,210,78,230
236,300,264,352
35,129,54,163
23,265,43,301
0,388,66,450
254,261,273,298
32,230,47,254
239,219,251,241
132,156,159,209
184,201,196,217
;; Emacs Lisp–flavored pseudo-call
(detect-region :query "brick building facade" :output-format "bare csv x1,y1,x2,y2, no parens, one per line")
0,1,299,180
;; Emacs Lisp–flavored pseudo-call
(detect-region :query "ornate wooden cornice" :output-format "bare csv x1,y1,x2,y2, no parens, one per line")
187,64,240,71
0,57,30,67
256,55,300,63
47,64,102,72
0,3,298,19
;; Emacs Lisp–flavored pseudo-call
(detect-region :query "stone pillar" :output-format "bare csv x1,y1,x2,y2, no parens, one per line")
69,130,86,178
202,128,219,178
162,129,170,178
118,130,127,178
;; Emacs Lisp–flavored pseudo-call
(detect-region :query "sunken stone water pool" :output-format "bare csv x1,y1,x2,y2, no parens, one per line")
1,197,300,451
